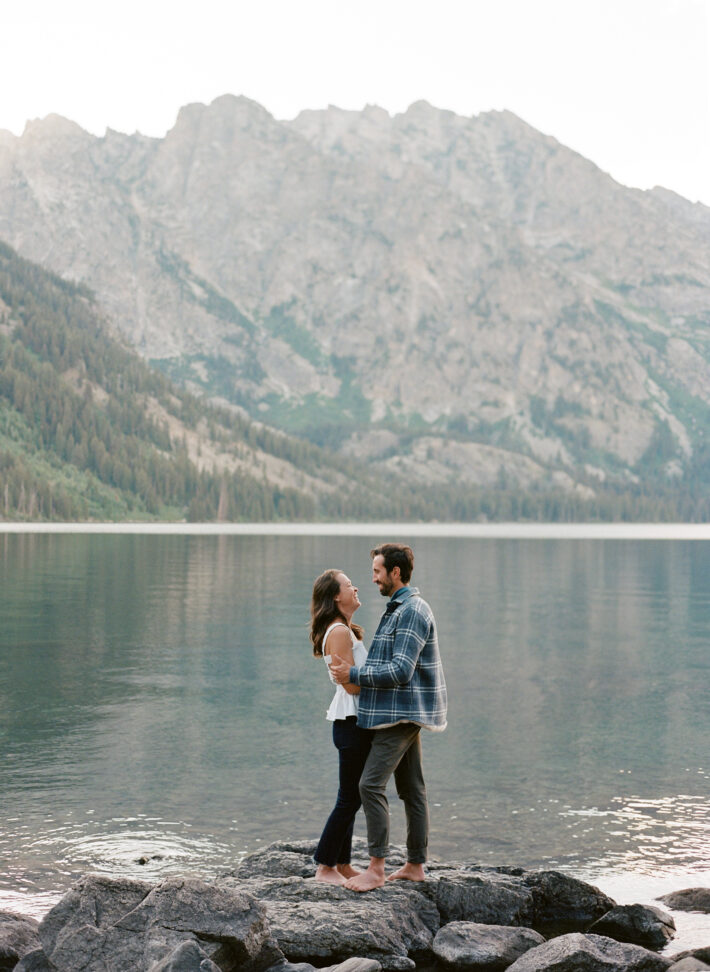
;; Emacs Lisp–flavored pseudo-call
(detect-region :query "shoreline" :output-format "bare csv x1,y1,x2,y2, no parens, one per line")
2,520,710,539
3,856,710,957
2,843,709,971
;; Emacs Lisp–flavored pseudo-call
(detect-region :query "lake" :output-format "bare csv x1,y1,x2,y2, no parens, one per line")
1,526,709,951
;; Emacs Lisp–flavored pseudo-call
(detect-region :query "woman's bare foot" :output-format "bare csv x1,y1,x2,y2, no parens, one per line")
345,861,386,892
315,864,347,885
336,863,361,879
387,863,426,882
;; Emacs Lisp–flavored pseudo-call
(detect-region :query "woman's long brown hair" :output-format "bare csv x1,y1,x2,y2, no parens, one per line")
310,568,364,657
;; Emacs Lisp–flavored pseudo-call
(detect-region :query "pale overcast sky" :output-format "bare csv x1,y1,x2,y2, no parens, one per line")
1,0,709,205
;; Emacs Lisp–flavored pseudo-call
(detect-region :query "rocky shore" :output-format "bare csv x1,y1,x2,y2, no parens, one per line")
2,840,709,972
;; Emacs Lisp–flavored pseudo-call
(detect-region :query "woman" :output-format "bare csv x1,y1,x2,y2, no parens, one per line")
310,568,372,885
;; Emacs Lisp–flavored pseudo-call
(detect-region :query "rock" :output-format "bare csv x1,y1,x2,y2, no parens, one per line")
0,910,41,971
235,844,321,880
264,963,317,972
523,870,617,932
38,873,273,972
420,864,614,932
660,890,710,914
589,904,676,948
220,846,437,972
668,950,710,967
320,960,382,972
257,884,435,971
505,932,672,971
668,959,710,971
12,949,54,972
7,846,678,972
149,940,221,971
432,920,544,969
39,873,154,961
232,840,378,882
425,870,535,926
224,845,618,969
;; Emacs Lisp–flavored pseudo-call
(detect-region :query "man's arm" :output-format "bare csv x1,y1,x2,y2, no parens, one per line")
326,626,360,695
330,607,428,688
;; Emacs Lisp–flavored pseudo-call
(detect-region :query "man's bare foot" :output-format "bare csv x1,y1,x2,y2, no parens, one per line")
315,865,346,885
345,865,386,892
336,863,361,879
387,863,426,882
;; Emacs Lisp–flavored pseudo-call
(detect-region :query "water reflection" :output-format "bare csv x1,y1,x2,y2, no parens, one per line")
1,534,709,946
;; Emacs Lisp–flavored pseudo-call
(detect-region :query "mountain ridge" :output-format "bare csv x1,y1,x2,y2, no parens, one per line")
0,95,709,512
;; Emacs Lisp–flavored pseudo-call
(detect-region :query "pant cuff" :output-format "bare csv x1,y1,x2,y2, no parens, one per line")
369,845,389,858
407,849,427,864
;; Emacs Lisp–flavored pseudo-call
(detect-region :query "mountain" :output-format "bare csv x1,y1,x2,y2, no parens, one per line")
1,96,709,512
7,240,621,522
0,241,378,521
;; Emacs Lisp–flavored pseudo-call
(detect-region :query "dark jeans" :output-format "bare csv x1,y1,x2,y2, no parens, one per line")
314,716,373,867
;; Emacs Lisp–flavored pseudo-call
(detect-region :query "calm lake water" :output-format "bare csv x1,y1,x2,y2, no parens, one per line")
1,528,709,951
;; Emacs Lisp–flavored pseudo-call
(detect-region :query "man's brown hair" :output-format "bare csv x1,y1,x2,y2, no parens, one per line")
370,543,414,584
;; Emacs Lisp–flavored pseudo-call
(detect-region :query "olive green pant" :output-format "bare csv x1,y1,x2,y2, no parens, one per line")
358,723,428,863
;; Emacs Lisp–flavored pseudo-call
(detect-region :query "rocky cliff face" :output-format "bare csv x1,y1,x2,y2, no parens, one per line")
1,96,709,495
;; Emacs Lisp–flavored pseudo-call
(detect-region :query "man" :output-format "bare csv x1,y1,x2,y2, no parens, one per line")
329,542,447,891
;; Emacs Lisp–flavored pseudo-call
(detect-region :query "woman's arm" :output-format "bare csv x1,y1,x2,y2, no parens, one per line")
326,627,360,695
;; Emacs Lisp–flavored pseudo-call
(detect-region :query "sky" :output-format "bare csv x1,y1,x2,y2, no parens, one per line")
1,0,709,205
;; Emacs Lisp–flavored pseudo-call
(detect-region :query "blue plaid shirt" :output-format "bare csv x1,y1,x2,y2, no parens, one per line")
350,587,447,731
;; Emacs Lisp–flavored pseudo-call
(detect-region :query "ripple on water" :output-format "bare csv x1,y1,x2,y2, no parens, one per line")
0,815,242,920
560,793,710,873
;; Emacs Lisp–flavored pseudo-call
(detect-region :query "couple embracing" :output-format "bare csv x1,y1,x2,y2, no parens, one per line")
309,543,447,892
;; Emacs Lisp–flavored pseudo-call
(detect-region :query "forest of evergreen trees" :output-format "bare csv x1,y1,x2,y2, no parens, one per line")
0,242,327,520
1,239,709,523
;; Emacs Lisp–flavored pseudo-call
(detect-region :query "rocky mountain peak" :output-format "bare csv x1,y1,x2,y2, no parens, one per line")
1,94,709,506
21,114,88,141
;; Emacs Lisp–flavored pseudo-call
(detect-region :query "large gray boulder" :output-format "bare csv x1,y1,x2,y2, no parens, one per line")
12,949,54,972
222,842,440,971
417,864,614,931
38,873,274,972
522,870,616,931
39,873,154,970
505,932,673,971
424,870,535,926
667,959,710,971
589,904,676,948
659,890,710,914
0,910,41,971
235,878,438,971
432,920,544,969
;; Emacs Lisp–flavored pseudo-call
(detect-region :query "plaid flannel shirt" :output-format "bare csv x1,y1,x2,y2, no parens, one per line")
350,587,447,731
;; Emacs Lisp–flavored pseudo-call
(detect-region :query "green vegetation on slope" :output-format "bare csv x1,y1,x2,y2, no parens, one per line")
2,240,710,523
0,242,319,520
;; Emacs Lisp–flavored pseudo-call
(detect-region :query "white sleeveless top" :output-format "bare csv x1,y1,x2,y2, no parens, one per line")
323,622,368,721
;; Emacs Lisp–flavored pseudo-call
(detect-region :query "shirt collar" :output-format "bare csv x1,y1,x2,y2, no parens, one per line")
391,585,412,601
385,586,415,612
